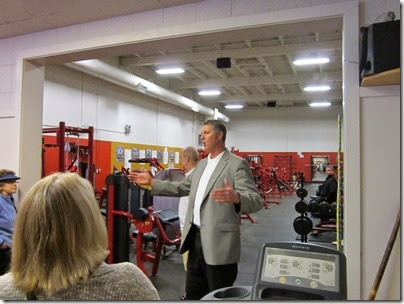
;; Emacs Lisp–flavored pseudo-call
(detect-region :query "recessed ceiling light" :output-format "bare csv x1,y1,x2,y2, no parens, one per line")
225,104,244,109
155,67,185,75
304,85,331,92
310,101,331,107
198,90,221,96
293,57,330,65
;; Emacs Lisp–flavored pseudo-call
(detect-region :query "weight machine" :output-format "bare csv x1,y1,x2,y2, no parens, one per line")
105,158,183,278
42,121,94,185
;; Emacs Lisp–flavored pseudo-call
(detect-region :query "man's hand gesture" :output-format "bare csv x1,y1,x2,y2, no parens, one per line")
128,170,154,186
210,178,240,204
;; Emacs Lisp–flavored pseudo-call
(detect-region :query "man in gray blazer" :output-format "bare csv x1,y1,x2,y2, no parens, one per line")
129,120,262,300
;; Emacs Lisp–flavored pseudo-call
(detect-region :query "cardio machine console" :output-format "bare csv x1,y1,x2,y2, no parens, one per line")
252,242,346,300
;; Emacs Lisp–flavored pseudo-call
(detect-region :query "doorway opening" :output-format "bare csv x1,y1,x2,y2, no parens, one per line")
311,155,329,182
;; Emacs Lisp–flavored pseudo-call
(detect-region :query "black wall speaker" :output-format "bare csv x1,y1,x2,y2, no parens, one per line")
360,20,400,78
216,57,231,69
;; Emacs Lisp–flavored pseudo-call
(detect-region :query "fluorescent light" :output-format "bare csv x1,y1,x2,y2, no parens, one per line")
198,90,221,96
304,85,331,92
225,104,244,109
156,68,185,75
293,57,330,65
310,102,331,107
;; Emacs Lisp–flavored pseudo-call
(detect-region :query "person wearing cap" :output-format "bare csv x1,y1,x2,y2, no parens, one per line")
0,170,20,275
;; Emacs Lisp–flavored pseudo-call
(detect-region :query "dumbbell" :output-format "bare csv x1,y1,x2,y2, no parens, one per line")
330,202,337,214
307,200,319,212
319,201,331,213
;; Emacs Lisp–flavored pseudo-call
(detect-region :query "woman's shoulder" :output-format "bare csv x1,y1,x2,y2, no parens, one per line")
96,262,149,282
97,261,138,273
95,262,160,300
0,273,25,300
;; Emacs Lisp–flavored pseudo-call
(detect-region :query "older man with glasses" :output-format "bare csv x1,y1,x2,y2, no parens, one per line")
0,170,20,275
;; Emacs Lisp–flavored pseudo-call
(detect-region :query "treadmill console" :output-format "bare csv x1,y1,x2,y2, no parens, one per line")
252,242,346,300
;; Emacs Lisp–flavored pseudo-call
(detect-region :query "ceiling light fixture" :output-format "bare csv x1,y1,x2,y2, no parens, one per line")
304,85,331,92
293,57,330,65
310,101,331,107
225,104,244,109
134,83,148,93
198,90,221,96
156,67,185,75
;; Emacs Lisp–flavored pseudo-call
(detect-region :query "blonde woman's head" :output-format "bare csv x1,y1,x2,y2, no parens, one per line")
11,172,108,295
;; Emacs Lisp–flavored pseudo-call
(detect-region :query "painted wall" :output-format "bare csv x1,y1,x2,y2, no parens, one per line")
43,65,341,186
226,107,342,152
0,0,400,300
43,65,202,146
359,85,400,300
42,65,201,192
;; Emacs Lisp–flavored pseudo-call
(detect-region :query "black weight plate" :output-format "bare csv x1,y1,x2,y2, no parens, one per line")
293,216,313,235
296,187,308,199
295,200,308,213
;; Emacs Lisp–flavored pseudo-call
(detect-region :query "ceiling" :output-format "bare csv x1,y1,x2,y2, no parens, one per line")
0,0,202,39
118,17,343,110
2,0,343,111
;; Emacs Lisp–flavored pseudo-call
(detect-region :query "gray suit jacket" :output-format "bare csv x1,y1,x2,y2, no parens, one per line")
151,149,262,265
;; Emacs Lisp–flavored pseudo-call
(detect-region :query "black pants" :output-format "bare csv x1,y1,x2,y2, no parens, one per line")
0,248,11,276
185,225,237,300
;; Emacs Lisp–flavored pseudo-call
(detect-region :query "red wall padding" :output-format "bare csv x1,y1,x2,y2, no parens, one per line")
234,151,337,182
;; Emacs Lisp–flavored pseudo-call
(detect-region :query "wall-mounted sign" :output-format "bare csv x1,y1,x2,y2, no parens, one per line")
146,148,152,158
132,147,139,159
116,146,124,162
157,150,162,161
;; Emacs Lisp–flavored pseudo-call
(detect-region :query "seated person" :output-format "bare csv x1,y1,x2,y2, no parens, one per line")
0,172,160,300
291,173,299,189
313,166,337,204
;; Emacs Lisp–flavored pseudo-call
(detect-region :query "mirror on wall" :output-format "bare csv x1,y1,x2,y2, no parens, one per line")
311,155,330,182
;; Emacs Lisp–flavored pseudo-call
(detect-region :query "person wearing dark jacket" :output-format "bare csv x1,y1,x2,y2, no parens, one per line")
314,166,337,204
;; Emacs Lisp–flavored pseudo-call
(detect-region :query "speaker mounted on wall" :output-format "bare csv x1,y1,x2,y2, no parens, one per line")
216,57,231,69
360,19,400,79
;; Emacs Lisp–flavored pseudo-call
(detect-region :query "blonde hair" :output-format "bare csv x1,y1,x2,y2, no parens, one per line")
11,172,109,295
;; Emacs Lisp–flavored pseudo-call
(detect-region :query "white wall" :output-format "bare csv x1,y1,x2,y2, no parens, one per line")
44,65,342,154
360,85,400,300
226,107,342,151
43,65,201,148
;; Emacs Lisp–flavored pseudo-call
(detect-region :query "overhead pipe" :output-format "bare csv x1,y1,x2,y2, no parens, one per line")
64,59,230,122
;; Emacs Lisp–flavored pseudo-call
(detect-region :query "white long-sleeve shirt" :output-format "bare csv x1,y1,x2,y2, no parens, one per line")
178,168,194,230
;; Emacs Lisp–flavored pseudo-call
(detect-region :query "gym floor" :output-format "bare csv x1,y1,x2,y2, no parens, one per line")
129,183,335,301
